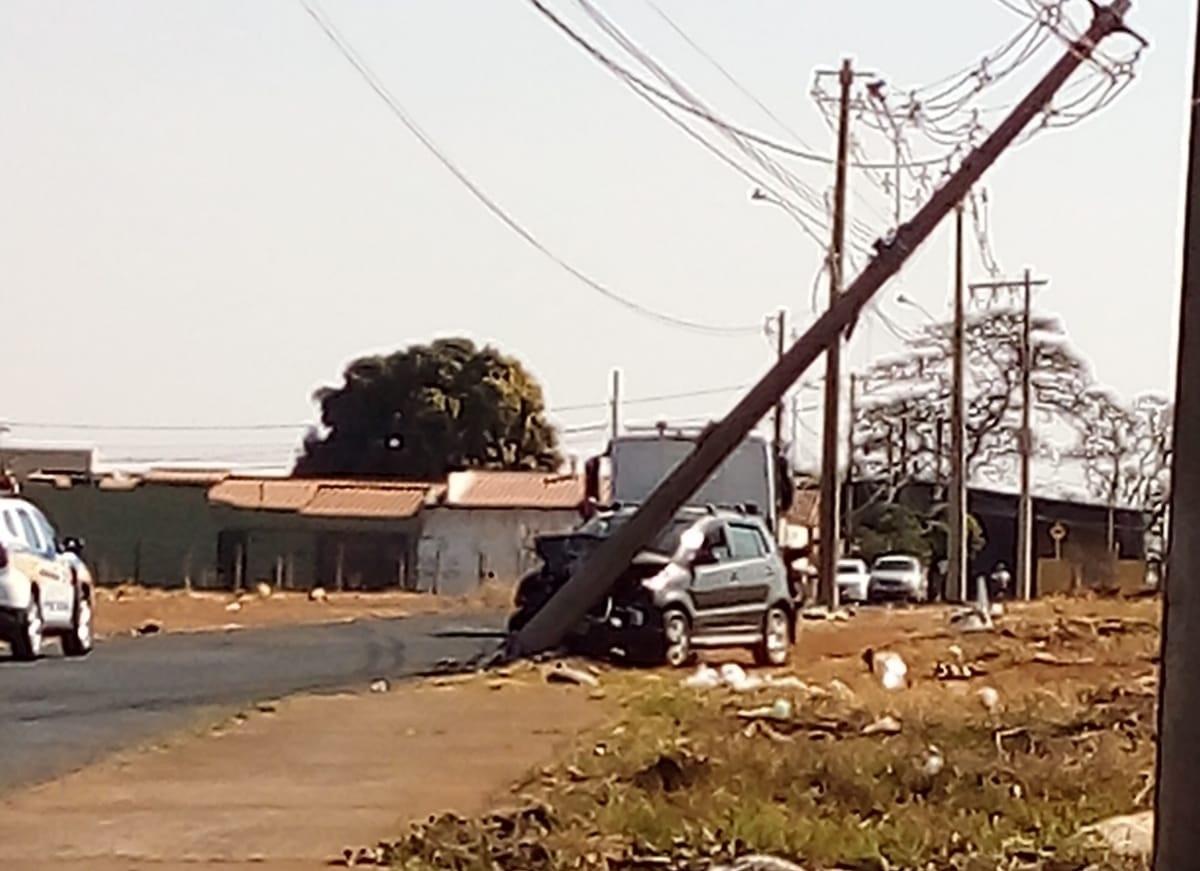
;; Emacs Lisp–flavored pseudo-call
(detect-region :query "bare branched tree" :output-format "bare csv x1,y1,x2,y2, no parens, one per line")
1072,390,1173,553
852,308,1094,495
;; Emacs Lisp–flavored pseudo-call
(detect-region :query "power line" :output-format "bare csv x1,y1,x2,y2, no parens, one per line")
300,0,760,337
523,0,837,250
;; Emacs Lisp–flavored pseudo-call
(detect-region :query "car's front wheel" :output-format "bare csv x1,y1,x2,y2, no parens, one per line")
754,605,792,666
661,608,693,668
10,597,43,662
62,585,94,658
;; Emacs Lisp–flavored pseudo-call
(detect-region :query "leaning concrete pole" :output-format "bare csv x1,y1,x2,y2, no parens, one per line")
511,1,1135,657
1153,3,1200,865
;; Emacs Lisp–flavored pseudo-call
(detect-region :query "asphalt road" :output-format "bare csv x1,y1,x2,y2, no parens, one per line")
0,612,506,794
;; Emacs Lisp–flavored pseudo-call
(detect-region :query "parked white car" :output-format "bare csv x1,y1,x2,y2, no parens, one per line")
836,557,871,602
0,495,95,660
868,554,928,603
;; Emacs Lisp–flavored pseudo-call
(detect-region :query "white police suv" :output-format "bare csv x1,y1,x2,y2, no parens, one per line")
0,489,94,660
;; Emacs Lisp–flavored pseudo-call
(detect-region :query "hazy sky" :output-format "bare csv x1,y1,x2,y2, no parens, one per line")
0,1,1189,471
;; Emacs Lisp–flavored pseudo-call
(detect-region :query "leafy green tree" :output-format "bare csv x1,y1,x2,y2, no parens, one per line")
295,338,562,479
852,501,985,569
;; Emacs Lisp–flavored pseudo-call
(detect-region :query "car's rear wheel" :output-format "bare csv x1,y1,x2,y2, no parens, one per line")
62,585,94,658
661,608,692,668
11,596,43,662
754,605,792,667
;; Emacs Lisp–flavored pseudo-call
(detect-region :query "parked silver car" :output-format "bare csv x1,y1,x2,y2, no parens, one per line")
510,506,795,667
868,554,928,602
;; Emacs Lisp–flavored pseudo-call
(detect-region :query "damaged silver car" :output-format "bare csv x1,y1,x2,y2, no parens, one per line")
509,505,795,667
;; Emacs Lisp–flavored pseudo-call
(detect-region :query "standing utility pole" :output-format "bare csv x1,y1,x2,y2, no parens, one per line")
969,271,1048,599
845,373,857,548
1018,268,1034,600
1154,3,1200,863
609,368,621,443
773,310,787,469
510,2,1133,658
818,58,854,607
948,203,968,603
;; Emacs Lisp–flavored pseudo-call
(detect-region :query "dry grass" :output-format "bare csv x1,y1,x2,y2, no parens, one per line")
381,597,1159,870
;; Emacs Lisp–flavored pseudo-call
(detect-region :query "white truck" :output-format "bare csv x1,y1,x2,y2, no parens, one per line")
601,432,780,532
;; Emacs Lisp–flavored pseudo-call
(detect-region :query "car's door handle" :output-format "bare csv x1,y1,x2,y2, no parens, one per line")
730,572,740,582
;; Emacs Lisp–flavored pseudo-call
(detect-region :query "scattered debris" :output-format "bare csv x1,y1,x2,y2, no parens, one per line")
720,663,765,692
1032,651,1097,667
369,678,390,694
741,720,795,743
1081,810,1154,858
863,648,908,690
224,601,242,613
801,605,852,622
431,674,476,688
934,660,982,680
133,620,162,636
711,856,806,871
683,664,723,690
737,699,793,722
828,679,856,702
920,744,945,777
861,714,903,736
949,607,993,633
255,582,273,599
977,685,1001,714
588,688,607,701
765,675,808,691
545,662,601,688
308,586,328,602
255,702,278,714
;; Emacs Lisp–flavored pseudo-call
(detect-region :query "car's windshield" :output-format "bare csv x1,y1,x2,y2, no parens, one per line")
837,561,865,573
578,513,695,555
875,556,917,570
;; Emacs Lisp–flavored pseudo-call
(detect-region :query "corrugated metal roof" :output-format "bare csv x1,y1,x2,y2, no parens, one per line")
209,479,319,512
302,486,426,519
443,471,584,510
142,468,231,486
208,477,430,519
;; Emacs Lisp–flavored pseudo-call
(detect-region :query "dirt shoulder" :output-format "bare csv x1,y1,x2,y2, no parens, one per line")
388,596,1161,870
0,670,609,870
94,583,512,638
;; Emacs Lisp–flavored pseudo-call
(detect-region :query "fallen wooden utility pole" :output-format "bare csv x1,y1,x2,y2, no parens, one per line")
1153,2,1200,865
510,0,1135,658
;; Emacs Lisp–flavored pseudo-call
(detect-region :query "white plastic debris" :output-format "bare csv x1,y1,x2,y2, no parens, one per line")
861,714,903,736
255,581,273,599
828,678,856,702
920,744,945,777
720,663,764,692
947,643,964,662
863,648,908,691
308,586,328,602
224,601,242,613
545,662,601,688
737,698,794,722
369,678,390,693
711,855,806,871
1082,811,1154,859
682,664,723,690
977,685,1001,714
764,675,808,691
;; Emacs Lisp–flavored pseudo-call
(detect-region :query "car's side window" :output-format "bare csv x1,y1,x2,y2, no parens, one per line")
31,509,58,554
702,524,732,564
15,508,44,554
1,509,19,543
728,524,767,561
